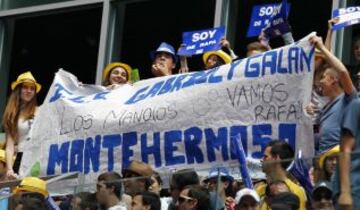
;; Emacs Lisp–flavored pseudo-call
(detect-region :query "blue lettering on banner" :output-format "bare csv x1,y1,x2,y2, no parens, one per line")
122,132,137,169
332,7,360,30
46,123,298,175
164,130,185,166
178,27,225,56
125,46,314,104
84,135,101,174
244,47,314,78
49,83,110,104
47,142,70,175
205,127,228,162
184,127,204,164
141,132,162,167
247,2,291,37
102,134,121,171
252,124,272,159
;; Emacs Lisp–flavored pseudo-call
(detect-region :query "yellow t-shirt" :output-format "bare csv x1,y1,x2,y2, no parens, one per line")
255,178,307,210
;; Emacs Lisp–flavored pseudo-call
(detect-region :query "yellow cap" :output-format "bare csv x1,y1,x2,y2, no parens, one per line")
11,71,42,93
102,62,132,82
13,177,48,197
203,50,232,66
319,145,340,169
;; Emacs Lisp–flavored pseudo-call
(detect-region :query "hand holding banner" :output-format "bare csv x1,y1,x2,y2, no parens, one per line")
19,33,316,190
178,27,225,56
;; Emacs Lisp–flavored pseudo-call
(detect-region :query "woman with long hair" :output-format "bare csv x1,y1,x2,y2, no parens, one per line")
2,71,41,178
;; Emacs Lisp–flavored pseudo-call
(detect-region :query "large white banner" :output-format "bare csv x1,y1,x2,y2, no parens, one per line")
20,34,315,183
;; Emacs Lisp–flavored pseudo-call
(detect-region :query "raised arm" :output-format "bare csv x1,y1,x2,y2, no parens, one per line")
309,35,354,95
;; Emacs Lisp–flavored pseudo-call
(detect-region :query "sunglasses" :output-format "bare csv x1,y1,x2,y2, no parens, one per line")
178,195,195,203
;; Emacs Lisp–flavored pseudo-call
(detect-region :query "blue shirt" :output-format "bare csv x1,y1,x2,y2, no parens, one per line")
333,98,360,210
318,90,358,154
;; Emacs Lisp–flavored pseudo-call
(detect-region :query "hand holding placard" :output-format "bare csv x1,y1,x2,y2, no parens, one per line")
177,27,225,56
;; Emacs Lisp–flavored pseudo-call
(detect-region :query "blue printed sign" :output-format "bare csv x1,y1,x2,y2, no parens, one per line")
19,33,316,188
332,6,360,30
177,27,225,56
247,2,291,37
263,0,291,39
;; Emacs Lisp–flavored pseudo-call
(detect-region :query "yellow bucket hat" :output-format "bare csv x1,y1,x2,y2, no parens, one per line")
203,50,232,66
13,177,49,197
319,145,340,169
103,62,132,82
11,71,42,93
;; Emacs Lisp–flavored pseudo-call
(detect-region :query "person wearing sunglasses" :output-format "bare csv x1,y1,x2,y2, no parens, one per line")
168,169,200,210
311,182,334,210
176,185,211,210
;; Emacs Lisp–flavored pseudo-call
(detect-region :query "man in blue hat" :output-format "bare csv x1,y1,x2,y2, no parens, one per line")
151,42,178,77
204,167,235,210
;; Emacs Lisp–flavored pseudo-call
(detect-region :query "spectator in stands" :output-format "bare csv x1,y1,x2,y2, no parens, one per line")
151,42,178,77
13,177,59,210
351,36,360,90
264,180,290,208
311,181,334,210
122,160,154,197
132,191,161,210
13,195,48,210
256,140,306,210
2,71,41,178
309,35,357,155
203,167,235,210
148,171,171,210
219,37,238,60
102,62,132,89
149,171,163,196
203,50,232,70
270,192,300,210
176,185,211,210
318,145,339,182
168,169,200,210
96,171,128,210
72,192,98,210
246,42,268,57
333,90,360,209
234,188,260,210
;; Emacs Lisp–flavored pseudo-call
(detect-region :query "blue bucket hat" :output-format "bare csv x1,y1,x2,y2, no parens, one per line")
204,166,234,183
150,42,178,63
